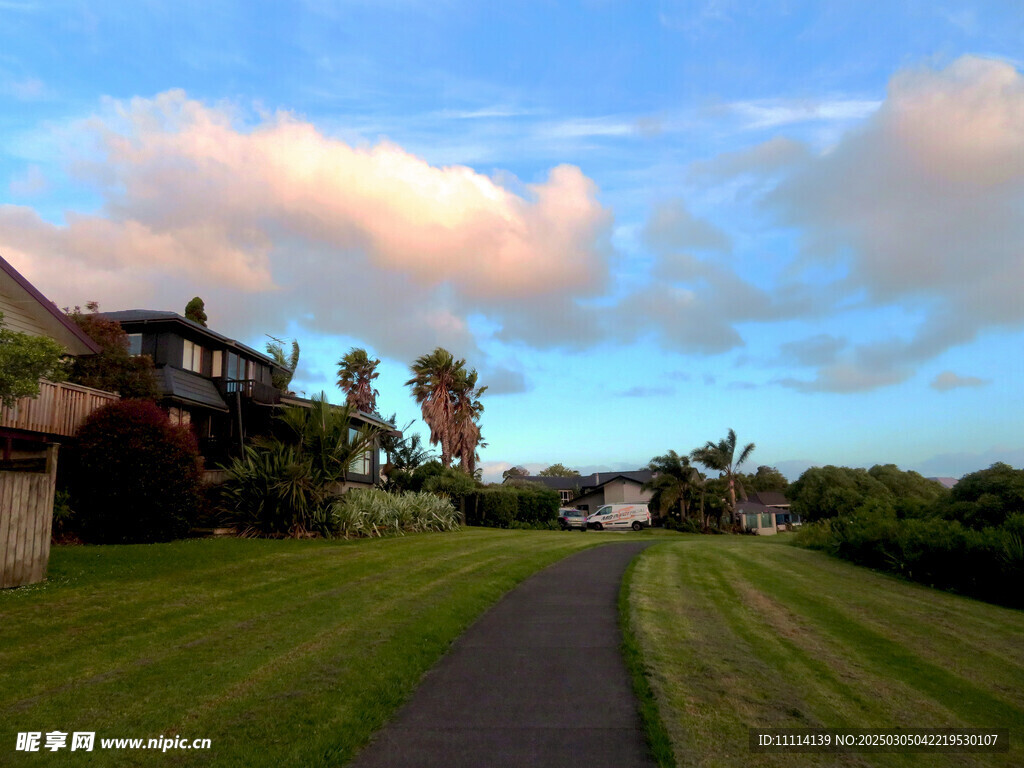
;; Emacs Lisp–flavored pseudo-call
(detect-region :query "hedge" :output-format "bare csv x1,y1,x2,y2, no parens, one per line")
465,485,559,529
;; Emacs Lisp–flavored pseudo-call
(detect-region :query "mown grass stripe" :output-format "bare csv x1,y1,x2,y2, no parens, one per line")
628,538,1024,768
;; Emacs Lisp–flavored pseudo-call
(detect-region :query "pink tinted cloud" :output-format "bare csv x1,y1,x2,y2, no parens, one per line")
0,90,612,366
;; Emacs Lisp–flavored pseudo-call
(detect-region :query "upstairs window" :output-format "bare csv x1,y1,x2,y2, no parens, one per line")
182,339,204,373
126,334,142,356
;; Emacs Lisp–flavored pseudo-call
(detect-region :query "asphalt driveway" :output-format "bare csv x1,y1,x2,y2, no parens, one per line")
351,541,658,768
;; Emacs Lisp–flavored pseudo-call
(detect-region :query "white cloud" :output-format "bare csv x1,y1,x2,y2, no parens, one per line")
729,98,881,129
765,55,1024,392
0,90,613,368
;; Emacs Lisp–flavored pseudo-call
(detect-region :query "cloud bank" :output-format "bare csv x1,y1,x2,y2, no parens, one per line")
0,90,613,386
763,55,1024,391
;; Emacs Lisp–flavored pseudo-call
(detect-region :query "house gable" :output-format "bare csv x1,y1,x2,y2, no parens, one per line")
0,254,99,356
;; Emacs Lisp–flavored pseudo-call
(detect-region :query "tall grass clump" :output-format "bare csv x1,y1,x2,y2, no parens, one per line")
330,488,460,538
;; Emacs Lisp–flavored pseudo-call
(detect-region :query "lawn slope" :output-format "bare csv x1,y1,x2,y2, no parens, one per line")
627,537,1024,768
1,530,619,767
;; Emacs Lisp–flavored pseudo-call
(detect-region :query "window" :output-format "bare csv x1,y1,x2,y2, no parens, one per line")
212,350,223,377
167,407,191,427
182,339,204,373
559,489,573,503
760,513,772,529
225,352,245,380
348,427,372,476
126,334,142,356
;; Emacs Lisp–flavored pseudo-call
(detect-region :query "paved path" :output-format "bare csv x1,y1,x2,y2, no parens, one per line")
351,542,658,768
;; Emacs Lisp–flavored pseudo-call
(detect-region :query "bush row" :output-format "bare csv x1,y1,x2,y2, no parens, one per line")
794,506,1024,608
463,485,560,529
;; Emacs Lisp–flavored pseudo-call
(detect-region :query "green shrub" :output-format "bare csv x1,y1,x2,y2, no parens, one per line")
73,399,202,543
792,503,1023,608
219,443,330,538
464,484,559,529
330,489,459,538
663,516,702,534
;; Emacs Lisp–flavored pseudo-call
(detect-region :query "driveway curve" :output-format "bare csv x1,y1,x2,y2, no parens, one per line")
351,541,657,768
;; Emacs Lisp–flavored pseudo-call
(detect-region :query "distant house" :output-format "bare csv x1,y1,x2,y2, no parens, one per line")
99,310,396,486
0,254,119,588
735,491,795,535
506,470,654,513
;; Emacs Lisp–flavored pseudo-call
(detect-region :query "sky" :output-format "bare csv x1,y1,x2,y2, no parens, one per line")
1,0,1023,483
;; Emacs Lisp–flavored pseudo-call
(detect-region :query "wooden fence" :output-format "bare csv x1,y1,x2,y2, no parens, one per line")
0,445,58,588
0,379,119,438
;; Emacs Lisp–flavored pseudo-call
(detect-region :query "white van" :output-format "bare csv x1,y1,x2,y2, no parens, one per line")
586,504,651,531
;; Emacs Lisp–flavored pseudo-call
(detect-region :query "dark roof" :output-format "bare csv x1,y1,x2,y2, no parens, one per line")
511,475,583,491
747,491,790,507
97,309,287,372
157,367,229,412
508,470,654,492
0,253,100,355
278,394,401,436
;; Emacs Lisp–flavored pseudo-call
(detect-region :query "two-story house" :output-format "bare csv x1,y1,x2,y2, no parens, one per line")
97,310,395,486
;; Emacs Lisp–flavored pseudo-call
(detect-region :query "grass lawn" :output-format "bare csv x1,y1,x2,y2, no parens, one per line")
626,536,1024,768
1,528,653,767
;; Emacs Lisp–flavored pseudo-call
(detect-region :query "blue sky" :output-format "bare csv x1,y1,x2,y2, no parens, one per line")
2,1,1023,482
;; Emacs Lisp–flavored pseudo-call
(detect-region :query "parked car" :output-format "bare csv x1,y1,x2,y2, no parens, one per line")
587,503,651,531
557,508,588,531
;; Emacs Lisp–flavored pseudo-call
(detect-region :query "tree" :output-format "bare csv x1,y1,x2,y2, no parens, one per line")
276,394,382,486
502,466,529,481
379,413,436,470
183,296,206,327
337,347,380,413
0,313,68,408
266,336,300,392
787,465,893,522
65,303,158,399
184,297,208,327
939,462,1024,529
867,463,948,518
539,463,581,477
406,348,486,473
743,465,789,494
691,428,755,521
452,367,486,476
643,450,703,523
73,399,203,543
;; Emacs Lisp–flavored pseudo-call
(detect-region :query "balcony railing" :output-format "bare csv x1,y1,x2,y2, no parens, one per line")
0,379,120,438
217,378,281,405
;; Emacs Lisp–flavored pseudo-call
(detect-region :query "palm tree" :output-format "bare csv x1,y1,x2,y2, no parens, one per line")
452,367,486,476
690,428,755,526
266,336,300,393
643,450,703,523
276,393,382,485
405,348,485,473
406,348,459,468
379,413,436,470
337,348,380,413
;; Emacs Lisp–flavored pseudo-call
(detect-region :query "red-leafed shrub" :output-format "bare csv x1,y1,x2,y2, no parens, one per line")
73,399,203,543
